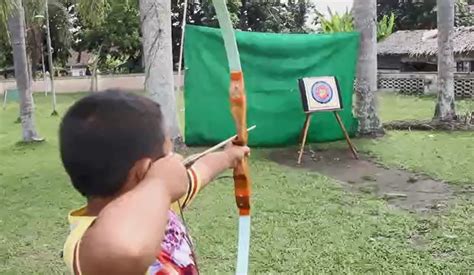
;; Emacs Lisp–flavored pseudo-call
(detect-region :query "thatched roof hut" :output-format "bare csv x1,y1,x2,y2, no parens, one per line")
378,27,474,57
67,51,92,68
66,51,92,77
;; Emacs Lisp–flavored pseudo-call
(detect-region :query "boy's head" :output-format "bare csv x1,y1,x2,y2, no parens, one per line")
60,90,171,198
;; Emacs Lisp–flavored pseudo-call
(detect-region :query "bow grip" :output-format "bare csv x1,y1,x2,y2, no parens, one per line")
234,160,251,216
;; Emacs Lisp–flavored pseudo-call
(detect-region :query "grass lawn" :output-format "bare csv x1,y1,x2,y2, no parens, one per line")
358,93,474,185
0,92,472,273
377,92,473,122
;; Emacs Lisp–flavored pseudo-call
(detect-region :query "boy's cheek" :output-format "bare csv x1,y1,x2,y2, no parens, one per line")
163,137,173,154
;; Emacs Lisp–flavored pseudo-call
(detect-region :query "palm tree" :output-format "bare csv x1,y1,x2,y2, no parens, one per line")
79,0,183,146
6,0,43,142
139,0,182,146
4,0,181,143
353,0,384,137
27,0,71,115
44,0,58,115
434,0,456,121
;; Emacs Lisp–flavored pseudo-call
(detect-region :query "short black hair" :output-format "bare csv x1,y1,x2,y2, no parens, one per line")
59,90,166,197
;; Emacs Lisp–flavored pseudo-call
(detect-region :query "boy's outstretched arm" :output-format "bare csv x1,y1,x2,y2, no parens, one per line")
190,143,250,189
78,154,189,275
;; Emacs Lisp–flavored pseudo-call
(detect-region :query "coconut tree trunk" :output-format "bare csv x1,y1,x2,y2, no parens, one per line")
8,0,42,142
41,49,47,95
139,0,183,145
434,0,456,121
90,45,102,93
45,0,57,115
353,0,384,137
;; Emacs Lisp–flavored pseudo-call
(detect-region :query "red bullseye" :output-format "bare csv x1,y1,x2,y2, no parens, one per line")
311,81,334,104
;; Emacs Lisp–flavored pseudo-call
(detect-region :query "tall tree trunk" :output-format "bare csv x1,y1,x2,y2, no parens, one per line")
139,0,183,146
8,0,42,142
41,49,47,95
353,0,384,137
434,0,456,121
45,0,58,115
90,45,102,93
22,2,35,85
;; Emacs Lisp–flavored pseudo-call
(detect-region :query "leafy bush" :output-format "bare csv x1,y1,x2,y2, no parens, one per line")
316,8,396,41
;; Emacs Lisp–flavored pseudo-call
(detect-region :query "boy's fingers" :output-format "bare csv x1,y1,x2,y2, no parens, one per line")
242,146,251,156
148,153,186,176
225,140,234,149
146,152,188,201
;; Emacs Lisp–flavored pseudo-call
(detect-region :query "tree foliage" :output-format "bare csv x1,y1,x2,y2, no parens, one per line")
377,0,474,31
240,0,313,33
0,0,16,71
0,0,72,77
172,0,313,68
456,0,474,26
74,0,141,73
25,0,72,77
377,13,395,41
1,0,319,74
0,0,16,32
0,29,12,72
76,0,109,27
317,8,396,41
318,8,353,33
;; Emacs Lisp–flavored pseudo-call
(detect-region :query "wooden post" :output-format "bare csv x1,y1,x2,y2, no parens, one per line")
333,112,359,159
297,113,312,164
2,90,7,110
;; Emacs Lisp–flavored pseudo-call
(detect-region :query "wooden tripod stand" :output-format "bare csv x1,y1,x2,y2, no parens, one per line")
297,111,359,164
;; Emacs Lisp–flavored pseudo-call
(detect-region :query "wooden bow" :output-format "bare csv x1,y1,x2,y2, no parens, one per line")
229,71,251,216
212,0,251,273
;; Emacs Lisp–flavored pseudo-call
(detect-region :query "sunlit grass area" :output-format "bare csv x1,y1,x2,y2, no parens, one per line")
0,92,472,273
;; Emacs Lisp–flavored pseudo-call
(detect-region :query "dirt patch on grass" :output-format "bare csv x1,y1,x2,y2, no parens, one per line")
268,147,453,214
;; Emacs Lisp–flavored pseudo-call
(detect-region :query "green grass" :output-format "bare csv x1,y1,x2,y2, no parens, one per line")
357,131,474,184
358,92,474,185
378,93,473,122
0,92,473,273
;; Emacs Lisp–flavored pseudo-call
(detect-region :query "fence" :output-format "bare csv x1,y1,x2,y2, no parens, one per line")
2,72,472,98
0,73,184,94
378,71,474,98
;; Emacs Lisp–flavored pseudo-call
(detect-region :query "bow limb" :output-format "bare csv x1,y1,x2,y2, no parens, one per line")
213,0,241,72
212,0,251,274
230,72,251,275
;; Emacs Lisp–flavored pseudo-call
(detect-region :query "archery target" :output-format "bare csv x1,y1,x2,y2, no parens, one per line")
298,76,342,113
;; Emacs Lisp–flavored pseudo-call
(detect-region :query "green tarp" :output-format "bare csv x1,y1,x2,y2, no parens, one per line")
184,25,359,147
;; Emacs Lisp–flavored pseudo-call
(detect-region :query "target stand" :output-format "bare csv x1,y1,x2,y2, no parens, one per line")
297,76,358,164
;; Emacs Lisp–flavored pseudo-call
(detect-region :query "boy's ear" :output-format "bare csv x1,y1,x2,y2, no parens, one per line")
130,158,153,183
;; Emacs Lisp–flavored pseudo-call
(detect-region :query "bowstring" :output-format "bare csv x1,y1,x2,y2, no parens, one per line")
177,198,201,272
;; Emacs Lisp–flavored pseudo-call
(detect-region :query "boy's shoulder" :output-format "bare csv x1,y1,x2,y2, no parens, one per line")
63,207,97,273
63,207,197,274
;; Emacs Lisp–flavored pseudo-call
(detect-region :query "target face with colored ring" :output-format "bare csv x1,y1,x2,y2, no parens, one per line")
298,76,342,113
311,81,333,104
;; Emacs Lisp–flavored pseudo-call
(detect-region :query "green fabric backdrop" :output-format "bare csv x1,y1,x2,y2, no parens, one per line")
184,25,359,147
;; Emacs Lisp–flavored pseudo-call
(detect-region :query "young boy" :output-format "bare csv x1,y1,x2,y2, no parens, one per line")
60,90,250,274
